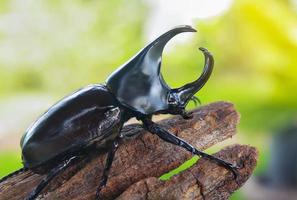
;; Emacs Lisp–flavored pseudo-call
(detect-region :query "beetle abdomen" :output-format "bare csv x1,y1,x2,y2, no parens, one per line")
21,84,122,169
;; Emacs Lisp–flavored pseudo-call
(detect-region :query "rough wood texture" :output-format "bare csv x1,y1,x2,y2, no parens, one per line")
117,145,258,200
0,101,257,200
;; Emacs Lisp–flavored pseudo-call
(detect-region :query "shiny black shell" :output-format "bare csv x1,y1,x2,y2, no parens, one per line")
20,84,123,169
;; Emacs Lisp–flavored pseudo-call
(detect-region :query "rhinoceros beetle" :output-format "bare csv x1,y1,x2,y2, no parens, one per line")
0,25,238,200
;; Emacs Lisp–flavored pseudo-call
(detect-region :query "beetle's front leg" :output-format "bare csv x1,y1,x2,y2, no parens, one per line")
181,109,193,119
96,139,119,199
142,118,239,178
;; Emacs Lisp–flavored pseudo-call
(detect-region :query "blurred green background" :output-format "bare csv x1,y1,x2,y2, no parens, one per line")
0,0,297,199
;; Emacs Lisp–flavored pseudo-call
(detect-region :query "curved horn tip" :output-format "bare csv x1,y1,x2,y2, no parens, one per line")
172,25,197,33
199,47,208,52
186,25,197,32
181,25,197,32
199,47,213,56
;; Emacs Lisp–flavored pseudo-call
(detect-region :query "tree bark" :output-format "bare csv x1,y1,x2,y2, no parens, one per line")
0,101,257,200
117,144,257,200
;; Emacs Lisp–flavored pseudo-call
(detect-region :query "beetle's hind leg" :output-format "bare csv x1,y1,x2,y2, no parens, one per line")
96,139,119,199
142,118,239,179
25,156,80,200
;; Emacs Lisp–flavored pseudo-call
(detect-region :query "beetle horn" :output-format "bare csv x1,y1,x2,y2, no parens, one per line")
107,25,196,82
141,25,197,67
106,25,197,114
174,47,214,106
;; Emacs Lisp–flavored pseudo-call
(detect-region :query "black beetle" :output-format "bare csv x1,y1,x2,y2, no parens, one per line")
0,25,238,200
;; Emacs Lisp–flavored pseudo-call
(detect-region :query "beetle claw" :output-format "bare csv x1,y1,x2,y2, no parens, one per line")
96,187,104,200
182,111,193,119
224,163,240,184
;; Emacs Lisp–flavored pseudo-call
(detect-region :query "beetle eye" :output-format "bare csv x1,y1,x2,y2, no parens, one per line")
168,94,178,105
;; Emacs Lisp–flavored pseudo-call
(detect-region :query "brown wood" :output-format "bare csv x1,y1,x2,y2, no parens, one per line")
0,101,257,200
117,144,258,200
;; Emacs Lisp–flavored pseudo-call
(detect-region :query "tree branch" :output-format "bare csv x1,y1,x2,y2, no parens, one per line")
0,101,257,200
117,144,258,200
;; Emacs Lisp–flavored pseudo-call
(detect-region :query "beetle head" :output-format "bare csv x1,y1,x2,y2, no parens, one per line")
106,25,213,116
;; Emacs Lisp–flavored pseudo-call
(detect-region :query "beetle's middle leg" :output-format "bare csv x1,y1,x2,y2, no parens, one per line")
96,138,119,199
142,118,239,178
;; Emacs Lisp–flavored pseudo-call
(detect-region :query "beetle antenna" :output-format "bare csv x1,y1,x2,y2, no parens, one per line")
190,96,201,106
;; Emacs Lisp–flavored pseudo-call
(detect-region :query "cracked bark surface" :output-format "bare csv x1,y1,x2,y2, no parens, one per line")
0,101,258,200
117,145,258,200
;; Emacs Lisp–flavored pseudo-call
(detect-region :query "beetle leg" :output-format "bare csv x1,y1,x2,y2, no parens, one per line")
142,118,239,179
96,139,119,199
25,156,80,200
181,109,193,119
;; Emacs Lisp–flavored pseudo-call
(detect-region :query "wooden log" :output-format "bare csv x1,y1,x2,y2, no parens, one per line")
0,101,256,200
117,144,258,200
